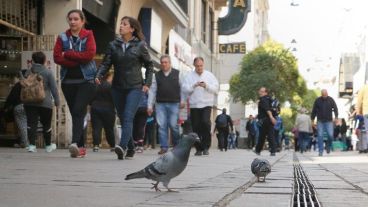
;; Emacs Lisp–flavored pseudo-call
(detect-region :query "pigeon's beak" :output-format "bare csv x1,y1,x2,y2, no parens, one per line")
195,137,200,143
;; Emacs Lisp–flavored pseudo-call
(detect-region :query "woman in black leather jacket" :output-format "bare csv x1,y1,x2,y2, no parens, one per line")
96,16,153,160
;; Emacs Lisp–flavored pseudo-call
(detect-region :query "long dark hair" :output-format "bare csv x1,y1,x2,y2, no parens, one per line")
121,16,145,41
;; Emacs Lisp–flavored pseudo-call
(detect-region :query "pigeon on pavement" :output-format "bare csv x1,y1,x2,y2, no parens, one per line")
125,133,199,192
251,158,271,182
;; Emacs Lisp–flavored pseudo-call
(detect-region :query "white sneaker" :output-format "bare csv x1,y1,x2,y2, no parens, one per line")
28,145,37,152
45,143,56,153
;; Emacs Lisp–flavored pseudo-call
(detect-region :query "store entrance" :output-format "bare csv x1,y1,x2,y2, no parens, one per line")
0,35,23,145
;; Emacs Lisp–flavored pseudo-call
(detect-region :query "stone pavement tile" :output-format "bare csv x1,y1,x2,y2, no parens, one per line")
0,148,291,207
316,188,368,207
227,151,294,207
252,179,292,189
2,148,295,205
229,193,291,207
245,186,291,194
312,180,355,189
298,151,368,206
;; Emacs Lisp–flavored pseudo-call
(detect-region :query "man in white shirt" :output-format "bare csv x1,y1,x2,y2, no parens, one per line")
147,55,185,154
182,57,219,156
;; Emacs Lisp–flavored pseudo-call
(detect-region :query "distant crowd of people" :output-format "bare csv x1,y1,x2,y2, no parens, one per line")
245,86,368,157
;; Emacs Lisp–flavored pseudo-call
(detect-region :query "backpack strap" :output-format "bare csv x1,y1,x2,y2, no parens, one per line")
21,69,33,78
19,69,26,80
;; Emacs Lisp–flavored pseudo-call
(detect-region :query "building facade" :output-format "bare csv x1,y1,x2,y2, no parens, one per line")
217,0,269,138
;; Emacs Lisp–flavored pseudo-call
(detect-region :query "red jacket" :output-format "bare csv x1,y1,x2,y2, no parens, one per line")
53,28,96,68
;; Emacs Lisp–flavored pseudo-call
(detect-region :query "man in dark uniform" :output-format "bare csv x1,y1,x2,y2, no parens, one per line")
255,87,277,156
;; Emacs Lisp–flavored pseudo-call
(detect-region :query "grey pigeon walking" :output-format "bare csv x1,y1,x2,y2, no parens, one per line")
125,133,199,192
251,158,271,182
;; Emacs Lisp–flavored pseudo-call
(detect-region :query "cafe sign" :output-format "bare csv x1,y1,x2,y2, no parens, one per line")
219,42,246,54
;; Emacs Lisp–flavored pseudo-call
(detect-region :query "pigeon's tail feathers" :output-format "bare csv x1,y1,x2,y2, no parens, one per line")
125,169,146,180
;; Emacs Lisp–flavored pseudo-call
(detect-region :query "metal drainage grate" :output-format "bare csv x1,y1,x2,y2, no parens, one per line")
292,154,321,207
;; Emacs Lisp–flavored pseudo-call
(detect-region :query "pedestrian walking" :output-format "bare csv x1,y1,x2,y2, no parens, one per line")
354,114,367,153
96,16,153,160
311,89,338,156
133,93,148,153
213,108,233,151
246,115,257,149
294,107,313,153
144,112,156,150
356,83,368,153
228,132,237,149
3,70,28,148
340,118,348,149
254,87,277,156
147,55,186,155
23,51,60,153
182,57,219,156
53,9,97,158
91,72,115,152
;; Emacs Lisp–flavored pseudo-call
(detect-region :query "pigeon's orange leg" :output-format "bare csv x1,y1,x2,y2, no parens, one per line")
151,182,161,192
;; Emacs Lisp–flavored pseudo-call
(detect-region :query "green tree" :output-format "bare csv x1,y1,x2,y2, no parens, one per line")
280,89,319,131
229,40,306,104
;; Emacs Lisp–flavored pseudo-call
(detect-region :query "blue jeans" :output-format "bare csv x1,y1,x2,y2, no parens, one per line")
298,131,310,153
317,121,333,154
112,88,143,150
156,102,180,149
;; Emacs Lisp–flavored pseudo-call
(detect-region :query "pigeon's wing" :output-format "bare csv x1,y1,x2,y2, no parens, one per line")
144,152,176,180
251,159,260,174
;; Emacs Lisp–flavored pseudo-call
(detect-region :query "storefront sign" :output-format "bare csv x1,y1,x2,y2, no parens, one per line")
219,42,246,54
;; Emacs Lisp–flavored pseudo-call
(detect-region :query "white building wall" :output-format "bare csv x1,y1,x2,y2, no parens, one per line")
44,0,81,35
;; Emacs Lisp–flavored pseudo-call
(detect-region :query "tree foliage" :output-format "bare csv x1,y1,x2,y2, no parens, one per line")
229,40,307,104
291,89,319,112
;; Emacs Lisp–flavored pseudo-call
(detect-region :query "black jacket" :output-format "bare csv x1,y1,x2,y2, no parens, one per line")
91,80,114,110
4,82,22,110
258,95,272,120
215,113,234,131
311,96,338,122
246,120,256,135
96,37,153,90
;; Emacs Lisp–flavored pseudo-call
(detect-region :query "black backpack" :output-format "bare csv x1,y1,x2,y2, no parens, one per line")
216,114,228,127
270,97,280,116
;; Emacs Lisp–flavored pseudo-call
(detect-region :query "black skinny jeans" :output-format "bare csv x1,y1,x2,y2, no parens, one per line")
190,106,212,152
24,105,52,146
91,107,116,147
62,82,96,147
